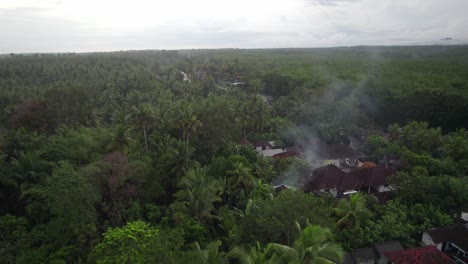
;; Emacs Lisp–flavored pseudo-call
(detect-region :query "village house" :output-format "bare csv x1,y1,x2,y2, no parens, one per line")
240,139,290,157
300,141,366,170
383,245,456,264
301,165,396,198
253,140,287,157
254,140,273,151
421,223,468,263
341,166,395,194
343,240,404,264
302,165,345,197
344,242,457,264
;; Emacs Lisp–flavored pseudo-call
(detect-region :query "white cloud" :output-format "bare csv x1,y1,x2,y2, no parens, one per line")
0,0,467,53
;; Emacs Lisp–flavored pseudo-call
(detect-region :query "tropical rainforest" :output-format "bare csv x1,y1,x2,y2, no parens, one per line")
0,45,467,263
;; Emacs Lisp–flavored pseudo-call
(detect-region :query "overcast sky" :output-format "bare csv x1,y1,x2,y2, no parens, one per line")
1,0,467,53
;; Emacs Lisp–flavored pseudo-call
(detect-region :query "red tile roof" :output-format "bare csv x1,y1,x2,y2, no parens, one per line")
369,166,396,186
302,165,396,193
305,165,345,190
339,169,368,191
273,151,300,159
384,246,455,264
339,166,395,192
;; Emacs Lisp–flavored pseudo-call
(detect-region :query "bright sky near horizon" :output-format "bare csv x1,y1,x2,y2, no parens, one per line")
1,0,467,53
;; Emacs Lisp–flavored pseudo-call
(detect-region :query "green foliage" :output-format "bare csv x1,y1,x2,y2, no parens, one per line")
194,240,228,264
229,243,284,264
39,126,109,165
90,221,159,264
391,170,468,212
1,47,468,262
0,214,30,263
286,224,344,264
337,200,454,250
173,167,223,223
388,122,442,155
238,190,334,245
333,193,372,230
231,224,344,264
90,220,195,263
263,72,297,98
363,135,401,160
43,162,99,244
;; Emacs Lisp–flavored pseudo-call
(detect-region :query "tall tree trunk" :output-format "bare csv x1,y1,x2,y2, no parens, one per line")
186,132,190,153
143,126,148,154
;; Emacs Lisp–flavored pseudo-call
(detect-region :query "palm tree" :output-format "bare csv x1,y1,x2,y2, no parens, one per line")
229,243,283,264
108,124,132,154
195,240,227,264
253,159,276,181
387,123,401,142
131,104,154,153
166,138,196,182
177,102,202,151
175,167,222,222
269,223,345,264
8,151,48,195
112,107,130,127
227,161,254,192
441,128,468,161
333,193,372,230
237,104,252,137
252,101,270,133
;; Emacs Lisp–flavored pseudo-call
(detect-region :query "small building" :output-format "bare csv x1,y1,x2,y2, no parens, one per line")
254,140,291,157
254,140,273,151
230,81,245,86
341,166,395,194
458,212,468,223
346,247,377,264
311,142,366,168
384,246,455,264
343,240,403,264
273,151,300,159
259,148,286,157
422,223,468,263
303,165,345,197
273,184,295,192
302,165,396,198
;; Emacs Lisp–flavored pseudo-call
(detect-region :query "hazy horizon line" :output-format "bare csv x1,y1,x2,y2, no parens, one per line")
2,42,468,56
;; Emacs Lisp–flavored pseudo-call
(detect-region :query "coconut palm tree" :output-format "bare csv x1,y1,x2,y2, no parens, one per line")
253,158,276,181
108,124,132,154
250,99,270,133
442,128,468,161
176,102,202,151
227,161,254,192
8,151,48,195
164,138,196,185
333,193,372,230
175,167,222,222
131,104,154,153
229,243,283,264
268,223,345,264
195,240,227,264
